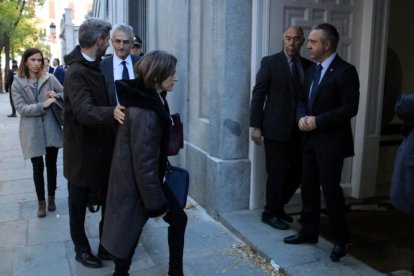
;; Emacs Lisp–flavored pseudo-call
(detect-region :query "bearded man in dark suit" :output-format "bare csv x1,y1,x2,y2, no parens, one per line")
283,23,360,262
250,26,313,230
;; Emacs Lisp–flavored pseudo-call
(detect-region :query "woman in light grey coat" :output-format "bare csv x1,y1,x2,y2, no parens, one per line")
12,48,63,218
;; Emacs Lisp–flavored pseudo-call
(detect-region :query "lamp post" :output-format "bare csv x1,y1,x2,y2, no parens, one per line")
49,22,56,41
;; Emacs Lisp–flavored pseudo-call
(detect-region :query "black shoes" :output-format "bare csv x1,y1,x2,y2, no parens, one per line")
75,251,102,268
262,216,289,230
283,234,318,244
330,243,350,262
7,114,16,117
280,211,293,223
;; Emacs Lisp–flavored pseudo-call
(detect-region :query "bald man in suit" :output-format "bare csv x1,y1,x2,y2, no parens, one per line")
250,26,313,230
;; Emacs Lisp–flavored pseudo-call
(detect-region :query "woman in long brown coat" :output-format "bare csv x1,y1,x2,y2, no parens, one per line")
102,51,187,276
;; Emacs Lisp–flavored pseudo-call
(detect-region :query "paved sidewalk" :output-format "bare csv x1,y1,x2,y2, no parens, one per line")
0,92,403,276
0,93,271,276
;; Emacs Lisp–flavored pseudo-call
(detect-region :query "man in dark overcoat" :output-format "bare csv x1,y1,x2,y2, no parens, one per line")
63,18,125,268
250,26,313,230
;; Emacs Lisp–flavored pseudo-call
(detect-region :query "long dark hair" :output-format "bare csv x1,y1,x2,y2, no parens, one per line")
17,48,45,78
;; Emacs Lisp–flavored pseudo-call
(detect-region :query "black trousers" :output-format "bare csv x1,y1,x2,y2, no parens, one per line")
262,129,302,218
9,89,16,115
68,182,107,255
113,184,187,276
299,141,350,243
30,147,59,202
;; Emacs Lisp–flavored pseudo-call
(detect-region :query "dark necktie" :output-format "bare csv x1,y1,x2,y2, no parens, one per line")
290,58,303,97
291,58,301,84
307,64,323,114
121,60,129,80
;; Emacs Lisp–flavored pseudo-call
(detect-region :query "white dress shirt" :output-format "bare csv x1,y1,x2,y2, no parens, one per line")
113,54,135,81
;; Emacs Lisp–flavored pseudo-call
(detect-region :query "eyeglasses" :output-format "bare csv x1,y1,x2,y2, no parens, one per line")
113,39,131,45
132,44,142,49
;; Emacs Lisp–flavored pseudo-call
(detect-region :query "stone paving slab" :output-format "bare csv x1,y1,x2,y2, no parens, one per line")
220,209,384,276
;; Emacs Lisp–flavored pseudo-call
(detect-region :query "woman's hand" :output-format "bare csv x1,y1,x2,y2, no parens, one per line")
47,90,59,98
43,97,56,108
113,104,126,124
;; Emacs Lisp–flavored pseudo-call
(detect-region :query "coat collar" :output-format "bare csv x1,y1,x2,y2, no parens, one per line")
115,78,171,123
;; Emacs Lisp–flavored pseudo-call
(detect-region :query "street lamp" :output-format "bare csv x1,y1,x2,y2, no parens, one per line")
49,22,56,41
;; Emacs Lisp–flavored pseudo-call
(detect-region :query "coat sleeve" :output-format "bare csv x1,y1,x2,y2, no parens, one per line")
129,109,169,217
315,65,360,130
11,81,45,117
250,57,271,129
65,70,114,126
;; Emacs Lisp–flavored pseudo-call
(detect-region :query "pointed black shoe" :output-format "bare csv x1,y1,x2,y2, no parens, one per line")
330,243,350,262
283,234,318,244
76,251,102,268
262,216,289,230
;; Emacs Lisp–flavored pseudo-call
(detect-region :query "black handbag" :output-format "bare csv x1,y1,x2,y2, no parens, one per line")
164,161,189,208
51,97,64,126
168,113,184,156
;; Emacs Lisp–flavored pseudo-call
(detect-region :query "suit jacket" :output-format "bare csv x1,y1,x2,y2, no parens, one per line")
297,55,360,159
391,93,414,214
53,65,65,85
101,54,140,106
250,51,313,142
47,66,54,74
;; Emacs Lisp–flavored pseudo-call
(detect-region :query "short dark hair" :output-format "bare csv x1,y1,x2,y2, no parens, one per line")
78,18,112,48
17,48,45,78
312,23,339,51
135,50,177,89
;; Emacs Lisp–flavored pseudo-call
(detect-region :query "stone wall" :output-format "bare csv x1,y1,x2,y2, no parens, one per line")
146,0,252,217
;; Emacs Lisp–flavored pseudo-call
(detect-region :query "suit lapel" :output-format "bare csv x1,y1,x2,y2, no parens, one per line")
317,56,341,91
308,56,342,107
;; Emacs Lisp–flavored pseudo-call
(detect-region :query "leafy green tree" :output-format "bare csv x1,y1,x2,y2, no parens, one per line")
0,0,45,91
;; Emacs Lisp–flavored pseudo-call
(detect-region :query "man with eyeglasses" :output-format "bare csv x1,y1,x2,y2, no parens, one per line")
101,23,141,106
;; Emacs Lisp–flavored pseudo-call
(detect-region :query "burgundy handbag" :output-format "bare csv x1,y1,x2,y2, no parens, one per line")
168,113,184,156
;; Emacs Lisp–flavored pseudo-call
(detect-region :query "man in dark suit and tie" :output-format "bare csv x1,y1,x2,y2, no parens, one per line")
52,58,65,85
101,23,140,106
283,23,360,262
250,26,313,230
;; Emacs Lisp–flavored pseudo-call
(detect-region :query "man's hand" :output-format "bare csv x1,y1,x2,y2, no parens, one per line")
113,104,125,124
298,117,308,131
298,116,317,131
251,128,263,146
305,116,317,131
